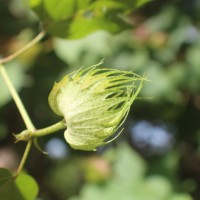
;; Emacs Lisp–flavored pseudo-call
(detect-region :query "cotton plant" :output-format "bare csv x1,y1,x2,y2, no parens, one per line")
15,61,147,152
0,0,156,199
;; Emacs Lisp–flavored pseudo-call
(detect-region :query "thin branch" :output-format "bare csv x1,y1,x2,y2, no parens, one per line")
0,31,45,64
16,140,32,176
0,64,35,131
15,120,66,142
33,120,67,137
0,31,46,176
19,120,66,155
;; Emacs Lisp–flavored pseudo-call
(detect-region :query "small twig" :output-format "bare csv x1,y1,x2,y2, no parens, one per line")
0,31,46,131
0,64,35,131
16,140,32,176
0,31,45,64
33,120,66,137
15,120,67,142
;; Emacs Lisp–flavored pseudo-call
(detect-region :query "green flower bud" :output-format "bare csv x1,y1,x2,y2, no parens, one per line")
48,62,146,151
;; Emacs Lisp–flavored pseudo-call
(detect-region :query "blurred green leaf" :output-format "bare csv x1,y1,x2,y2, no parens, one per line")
142,62,181,103
0,168,38,200
169,194,193,200
47,15,131,39
53,31,112,67
137,176,172,200
28,0,150,38
69,144,192,200
112,143,146,187
28,0,49,20
44,0,91,21
145,6,178,32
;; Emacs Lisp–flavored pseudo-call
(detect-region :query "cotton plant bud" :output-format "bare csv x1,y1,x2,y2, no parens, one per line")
48,62,146,151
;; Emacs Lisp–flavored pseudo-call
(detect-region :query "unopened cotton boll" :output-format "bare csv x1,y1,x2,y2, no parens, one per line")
48,61,146,151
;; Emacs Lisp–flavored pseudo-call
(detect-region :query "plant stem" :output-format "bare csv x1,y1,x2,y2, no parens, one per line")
0,31,46,176
16,140,32,176
0,31,45,64
0,64,35,131
0,31,46,131
15,120,67,142
33,120,67,137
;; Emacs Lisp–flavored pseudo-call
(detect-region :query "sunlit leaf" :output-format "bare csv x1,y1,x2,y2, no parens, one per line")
28,0,150,38
0,168,38,200
43,0,91,21
47,15,131,39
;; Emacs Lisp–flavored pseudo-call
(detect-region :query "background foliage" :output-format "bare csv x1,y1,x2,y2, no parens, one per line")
1,0,200,199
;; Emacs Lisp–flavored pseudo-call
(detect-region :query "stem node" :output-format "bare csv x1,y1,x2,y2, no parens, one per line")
15,130,32,142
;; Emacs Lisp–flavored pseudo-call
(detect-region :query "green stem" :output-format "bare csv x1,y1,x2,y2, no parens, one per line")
0,31,46,176
15,120,67,142
0,31,45,64
0,64,35,131
16,140,32,176
0,32,46,130
33,120,66,137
